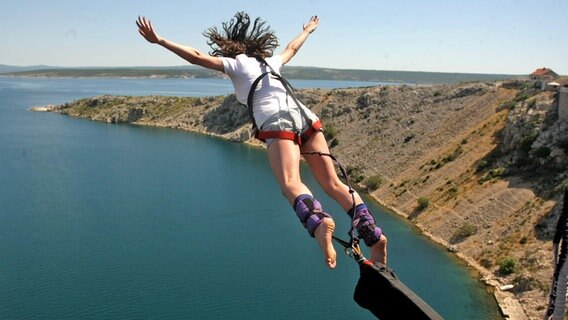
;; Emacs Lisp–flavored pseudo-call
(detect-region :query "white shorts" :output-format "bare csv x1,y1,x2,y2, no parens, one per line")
259,106,320,147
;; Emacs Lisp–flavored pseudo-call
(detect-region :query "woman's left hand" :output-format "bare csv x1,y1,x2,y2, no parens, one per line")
303,15,320,34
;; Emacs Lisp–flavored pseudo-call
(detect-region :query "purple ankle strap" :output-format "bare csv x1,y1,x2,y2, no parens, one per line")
349,204,382,246
294,194,332,237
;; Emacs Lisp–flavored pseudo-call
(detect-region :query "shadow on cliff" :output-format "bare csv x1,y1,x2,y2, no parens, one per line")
472,99,567,241
202,95,249,134
408,207,424,220
535,190,566,241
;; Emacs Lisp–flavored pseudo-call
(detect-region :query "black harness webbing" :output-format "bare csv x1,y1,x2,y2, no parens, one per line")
246,70,270,134
546,188,568,320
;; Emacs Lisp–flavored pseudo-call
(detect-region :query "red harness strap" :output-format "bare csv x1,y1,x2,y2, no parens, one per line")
256,120,323,146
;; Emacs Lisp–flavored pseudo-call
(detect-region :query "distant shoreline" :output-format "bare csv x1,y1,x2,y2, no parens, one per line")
0,65,522,84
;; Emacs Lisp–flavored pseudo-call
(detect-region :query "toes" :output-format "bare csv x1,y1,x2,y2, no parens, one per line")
328,258,337,269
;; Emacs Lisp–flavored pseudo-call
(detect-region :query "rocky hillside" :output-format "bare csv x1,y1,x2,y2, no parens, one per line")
37,80,568,319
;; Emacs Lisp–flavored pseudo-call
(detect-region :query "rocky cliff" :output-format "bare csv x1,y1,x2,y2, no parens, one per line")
39,80,568,319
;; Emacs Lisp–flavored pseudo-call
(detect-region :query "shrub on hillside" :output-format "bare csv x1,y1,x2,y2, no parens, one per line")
479,167,506,183
417,197,430,211
346,165,364,183
498,257,518,275
365,175,383,191
450,222,478,244
324,124,337,141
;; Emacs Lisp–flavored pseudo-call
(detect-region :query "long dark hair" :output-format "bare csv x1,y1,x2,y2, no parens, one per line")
203,12,278,58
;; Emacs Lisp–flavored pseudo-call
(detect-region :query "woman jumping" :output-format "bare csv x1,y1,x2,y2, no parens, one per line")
136,12,387,269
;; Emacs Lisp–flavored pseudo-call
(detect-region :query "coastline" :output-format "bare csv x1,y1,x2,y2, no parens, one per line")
34,82,543,319
368,193,528,320
32,103,526,318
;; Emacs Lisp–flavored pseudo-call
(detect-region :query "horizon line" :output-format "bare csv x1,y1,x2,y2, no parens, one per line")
0,64,530,76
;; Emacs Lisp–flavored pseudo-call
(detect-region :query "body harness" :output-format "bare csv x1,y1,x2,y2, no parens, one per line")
245,57,322,146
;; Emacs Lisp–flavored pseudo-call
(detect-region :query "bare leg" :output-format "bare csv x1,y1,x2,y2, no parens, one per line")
302,132,388,264
267,139,337,268
301,132,363,210
267,139,310,204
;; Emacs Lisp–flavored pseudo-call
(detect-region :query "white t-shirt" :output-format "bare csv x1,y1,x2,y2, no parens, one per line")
221,54,303,128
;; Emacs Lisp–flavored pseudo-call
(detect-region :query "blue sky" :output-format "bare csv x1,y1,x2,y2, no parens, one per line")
1,0,567,74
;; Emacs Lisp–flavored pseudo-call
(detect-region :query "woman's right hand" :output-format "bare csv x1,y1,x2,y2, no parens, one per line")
136,16,161,44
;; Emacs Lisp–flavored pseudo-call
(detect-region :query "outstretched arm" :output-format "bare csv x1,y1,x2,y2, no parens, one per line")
136,16,224,72
280,16,320,65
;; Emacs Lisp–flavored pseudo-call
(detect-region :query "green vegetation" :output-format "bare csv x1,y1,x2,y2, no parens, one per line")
448,185,459,194
476,159,490,172
498,257,518,275
346,165,364,184
450,222,478,244
324,123,339,148
447,146,464,162
324,124,338,141
479,167,506,184
365,175,383,191
424,146,465,171
357,93,371,108
513,92,530,103
500,100,517,110
520,133,538,154
417,197,430,210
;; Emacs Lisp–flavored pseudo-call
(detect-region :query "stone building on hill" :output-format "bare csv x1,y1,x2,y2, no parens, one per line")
530,67,559,81
530,67,560,90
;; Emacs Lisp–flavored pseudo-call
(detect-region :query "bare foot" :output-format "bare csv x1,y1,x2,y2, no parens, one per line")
313,218,337,269
369,234,388,264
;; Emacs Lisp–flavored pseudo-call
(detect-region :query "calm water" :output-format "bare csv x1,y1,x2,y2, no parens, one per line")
0,77,501,319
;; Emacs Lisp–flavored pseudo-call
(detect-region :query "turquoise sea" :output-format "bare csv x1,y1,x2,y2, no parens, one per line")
0,77,502,319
